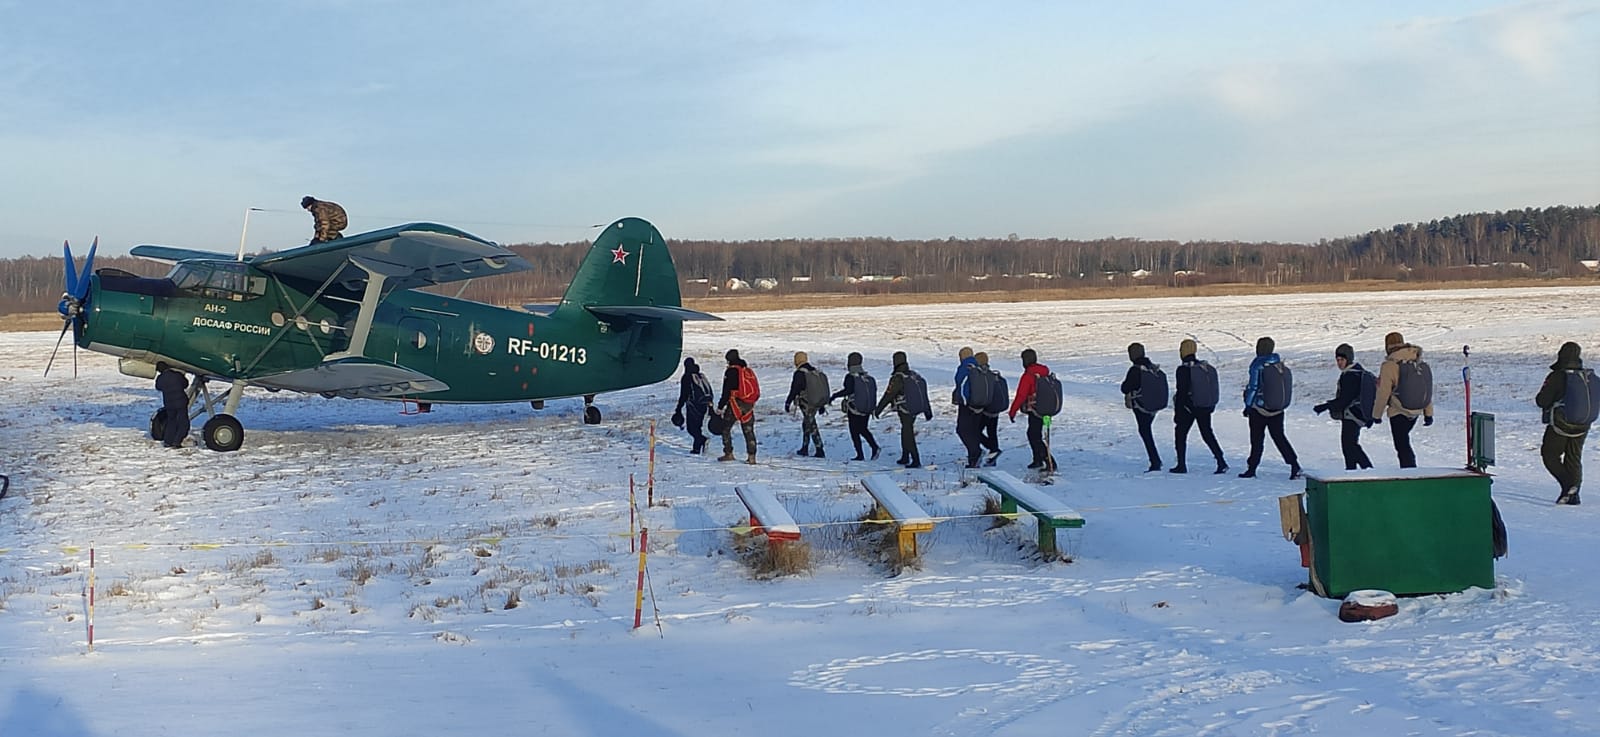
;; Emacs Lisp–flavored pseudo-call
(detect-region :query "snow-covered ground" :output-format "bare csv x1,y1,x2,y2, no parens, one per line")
2,286,1597,736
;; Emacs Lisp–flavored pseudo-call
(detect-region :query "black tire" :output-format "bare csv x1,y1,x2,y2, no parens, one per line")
202,414,245,452
151,408,168,441
583,405,602,425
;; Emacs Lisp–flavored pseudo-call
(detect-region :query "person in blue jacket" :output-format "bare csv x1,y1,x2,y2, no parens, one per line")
1240,336,1301,479
953,346,986,468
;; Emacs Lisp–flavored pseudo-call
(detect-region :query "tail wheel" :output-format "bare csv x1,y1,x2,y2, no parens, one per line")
150,408,168,441
584,405,602,425
202,414,245,452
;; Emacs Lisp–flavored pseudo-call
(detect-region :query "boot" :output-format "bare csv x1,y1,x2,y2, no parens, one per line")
1214,460,1229,475
1558,487,1582,505
1238,467,1257,478
1289,463,1303,480
851,449,865,461
745,454,757,465
718,452,736,462
1169,464,1187,474
985,449,1001,466
796,447,810,457
870,447,881,460
814,448,825,458
1146,462,1162,473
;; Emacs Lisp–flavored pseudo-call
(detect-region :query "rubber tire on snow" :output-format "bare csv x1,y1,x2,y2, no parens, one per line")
150,408,168,441
584,405,602,425
202,414,245,452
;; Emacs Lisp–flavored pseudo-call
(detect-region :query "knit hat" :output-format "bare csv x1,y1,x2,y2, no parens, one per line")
1335,343,1354,363
1021,348,1038,366
958,346,974,360
974,351,989,367
725,349,740,363
794,351,808,367
1178,339,1197,359
300,196,316,209
1558,341,1582,365
1385,332,1405,351
892,350,908,367
1255,337,1275,356
683,356,697,371
1127,342,1145,361
847,351,863,367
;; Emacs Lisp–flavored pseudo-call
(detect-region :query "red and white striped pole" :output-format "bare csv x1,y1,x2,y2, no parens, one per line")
633,528,649,629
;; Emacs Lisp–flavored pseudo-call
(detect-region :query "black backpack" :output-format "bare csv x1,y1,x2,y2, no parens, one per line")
1558,368,1600,426
1257,361,1293,412
1134,364,1169,413
965,365,998,410
1187,360,1220,410
801,366,830,409
1355,368,1378,427
688,372,713,407
1396,358,1433,411
849,371,877,415
984,372,1010,417
1031,372,1064,417
897,369,931,416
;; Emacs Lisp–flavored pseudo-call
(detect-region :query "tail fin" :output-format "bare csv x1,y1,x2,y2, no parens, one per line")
558,218,718,322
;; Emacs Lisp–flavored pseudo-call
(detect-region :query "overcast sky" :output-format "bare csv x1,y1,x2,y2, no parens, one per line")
1,1,1596,258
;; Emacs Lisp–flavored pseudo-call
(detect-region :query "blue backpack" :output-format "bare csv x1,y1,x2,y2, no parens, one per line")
897,369,931,416
1257,361,1293,412
849,372,877,415
1187,360,1219,410
1134,364,1168,413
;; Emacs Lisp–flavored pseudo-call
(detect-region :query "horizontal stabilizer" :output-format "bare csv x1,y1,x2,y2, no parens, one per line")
254,357,449,398
130,245,238,262
586,304,722,322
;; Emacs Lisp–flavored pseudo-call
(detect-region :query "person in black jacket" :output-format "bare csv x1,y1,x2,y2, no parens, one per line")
1313,344,1374,471
1171,339,1227,474
827,352,881,461
154,362,191,448
1119,342,1163,472
874,351,931,468
1536,341,1588,505
784,351,827,457
671,357,712,454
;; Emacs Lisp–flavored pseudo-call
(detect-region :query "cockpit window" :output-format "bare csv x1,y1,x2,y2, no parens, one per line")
168,262,267,301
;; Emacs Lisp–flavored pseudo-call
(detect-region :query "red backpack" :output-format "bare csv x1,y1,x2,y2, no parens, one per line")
733,365,760,404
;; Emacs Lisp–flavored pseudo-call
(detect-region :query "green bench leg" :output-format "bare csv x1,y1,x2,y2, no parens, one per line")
1036,518,1058,557
1001,494,1019,518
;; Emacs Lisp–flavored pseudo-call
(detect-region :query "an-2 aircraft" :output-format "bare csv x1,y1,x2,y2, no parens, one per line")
48,217,718,451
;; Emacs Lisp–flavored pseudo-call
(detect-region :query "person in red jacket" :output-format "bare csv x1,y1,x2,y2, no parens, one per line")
1008,348,1054,469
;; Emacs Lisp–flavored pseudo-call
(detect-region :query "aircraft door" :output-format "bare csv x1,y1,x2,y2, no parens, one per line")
396,317,440,376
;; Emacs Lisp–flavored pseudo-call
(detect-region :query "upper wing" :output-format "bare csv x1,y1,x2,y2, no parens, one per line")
250,223,532,289
129,245,238,262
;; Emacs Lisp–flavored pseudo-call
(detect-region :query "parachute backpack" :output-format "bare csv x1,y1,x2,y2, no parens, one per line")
1187,360,1220,410
1134,364,1169,413
984,372,1010,417
850,371,878,415
689,372,714,407
1355,368,1378,427
1257,361,1293,412
1557,368,1600,427
733,365,760,405
1396,358,1433,411
966,364,999,410
898,369,932,417
801,366,830,409
1031,372,1065,417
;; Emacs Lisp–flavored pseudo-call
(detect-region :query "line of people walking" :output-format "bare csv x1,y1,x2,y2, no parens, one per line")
671,337,1596,505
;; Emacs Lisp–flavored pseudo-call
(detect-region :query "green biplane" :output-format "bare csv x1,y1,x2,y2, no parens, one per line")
48,217,718,451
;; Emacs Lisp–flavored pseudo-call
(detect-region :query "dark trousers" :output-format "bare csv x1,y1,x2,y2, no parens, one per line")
1134,410,1161,467
981,414,1000,453
721,404,757,459
162,400,190,448
846,412,879,457
1246,410,1298,470
685,405,707,453
1541,426,1585,492
956,409,984,466
1389,414,1418,468
897,412,920,465
1341,419,1373,470
1174,407,1225,467
1026,413,1049,466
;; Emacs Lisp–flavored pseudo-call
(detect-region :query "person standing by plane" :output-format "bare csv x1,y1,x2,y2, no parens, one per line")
302,196,348,243
671,357,713,454
155,362,191,449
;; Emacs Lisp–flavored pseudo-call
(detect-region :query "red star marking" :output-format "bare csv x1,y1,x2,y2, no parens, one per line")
611,246,629,264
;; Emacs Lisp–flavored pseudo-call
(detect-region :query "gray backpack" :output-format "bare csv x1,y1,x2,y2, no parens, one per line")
1258,361,1293,412
1396,359,1433,411
849,372,877,415
984,372,1010,417
1187,360,1219,410
966,365,998,410
897,369,931,416
1134,364,1168,413
802,366,830,409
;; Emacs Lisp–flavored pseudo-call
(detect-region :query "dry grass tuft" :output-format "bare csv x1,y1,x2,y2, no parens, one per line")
981,495,1010,529
735,533,813,578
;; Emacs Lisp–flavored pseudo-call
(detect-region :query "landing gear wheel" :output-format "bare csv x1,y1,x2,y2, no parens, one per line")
150,408,168,441
202,414,245,452
584,405,602,425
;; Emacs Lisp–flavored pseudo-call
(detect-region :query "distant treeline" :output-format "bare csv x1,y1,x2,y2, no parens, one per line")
2,205,1596,314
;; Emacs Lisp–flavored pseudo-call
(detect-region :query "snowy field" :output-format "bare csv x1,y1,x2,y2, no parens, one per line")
2,286,1598,736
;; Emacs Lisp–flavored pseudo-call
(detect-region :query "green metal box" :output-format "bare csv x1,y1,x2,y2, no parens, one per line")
1304,468,1494,598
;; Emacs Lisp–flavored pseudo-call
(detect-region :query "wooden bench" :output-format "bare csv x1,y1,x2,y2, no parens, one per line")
860,474,937,560
973,469,1084,557
734,484,802,549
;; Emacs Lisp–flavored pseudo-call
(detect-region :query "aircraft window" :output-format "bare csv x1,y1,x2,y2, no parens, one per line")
199,264,263,302
411,332,427,349
170,265,209,292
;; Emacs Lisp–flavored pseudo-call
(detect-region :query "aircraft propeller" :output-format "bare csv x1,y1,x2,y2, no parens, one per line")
45,237,97,378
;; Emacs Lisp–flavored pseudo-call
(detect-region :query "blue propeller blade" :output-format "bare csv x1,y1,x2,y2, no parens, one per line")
76,237,98,301
62,240,77,300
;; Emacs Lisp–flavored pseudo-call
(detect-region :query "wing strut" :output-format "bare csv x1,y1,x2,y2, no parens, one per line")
327,256,410,361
